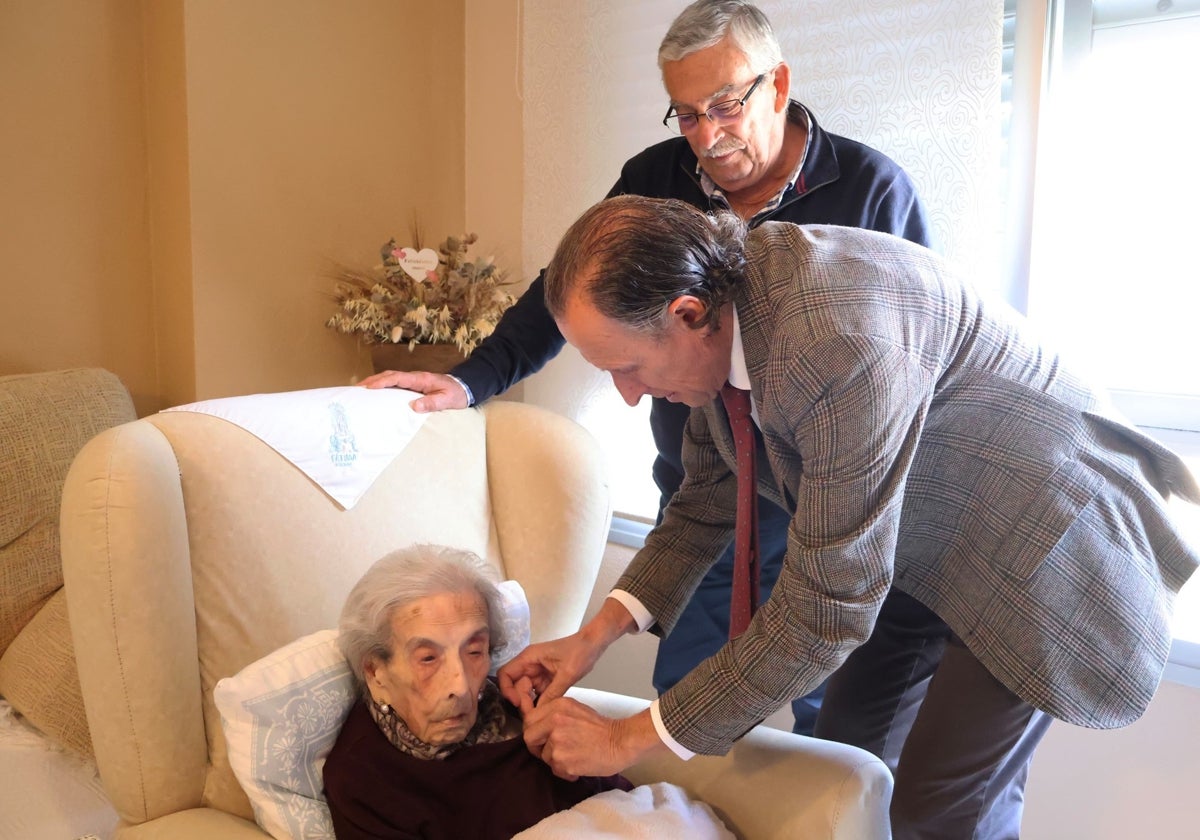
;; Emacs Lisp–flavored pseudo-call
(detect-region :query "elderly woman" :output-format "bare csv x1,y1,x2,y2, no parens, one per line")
323,544,629,839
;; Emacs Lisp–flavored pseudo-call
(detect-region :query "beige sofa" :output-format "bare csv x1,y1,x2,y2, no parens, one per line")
0,367,136,759
60,394,892,839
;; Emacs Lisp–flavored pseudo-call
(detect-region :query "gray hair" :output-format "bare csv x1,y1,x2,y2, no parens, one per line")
543,195,747,335
337,544,507,692
658,0,784,76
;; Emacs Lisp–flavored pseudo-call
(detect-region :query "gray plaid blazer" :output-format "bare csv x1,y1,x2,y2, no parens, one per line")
618,223,1200,756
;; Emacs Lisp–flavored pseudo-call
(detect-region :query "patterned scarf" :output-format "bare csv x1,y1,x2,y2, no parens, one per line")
368,679,519,761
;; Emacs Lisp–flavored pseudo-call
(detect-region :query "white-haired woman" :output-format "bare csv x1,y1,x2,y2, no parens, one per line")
323,544,629,839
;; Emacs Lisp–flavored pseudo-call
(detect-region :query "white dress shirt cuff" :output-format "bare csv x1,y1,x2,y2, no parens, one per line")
650,699,696,761
445,374,474,406
606,591,653,633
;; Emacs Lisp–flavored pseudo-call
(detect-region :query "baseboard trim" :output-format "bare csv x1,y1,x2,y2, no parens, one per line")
608,515,652,549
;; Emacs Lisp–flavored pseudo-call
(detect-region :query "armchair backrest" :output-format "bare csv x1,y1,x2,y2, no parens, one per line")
61,400,610,830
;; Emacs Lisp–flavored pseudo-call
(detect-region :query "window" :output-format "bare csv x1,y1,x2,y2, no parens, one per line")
579,396,659,528
1016,0,1200,432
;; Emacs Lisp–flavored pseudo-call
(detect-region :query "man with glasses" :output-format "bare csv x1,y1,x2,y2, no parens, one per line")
363,0,932,739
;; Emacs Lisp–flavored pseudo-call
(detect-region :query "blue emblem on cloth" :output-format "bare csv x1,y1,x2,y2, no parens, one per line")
327,402,358,468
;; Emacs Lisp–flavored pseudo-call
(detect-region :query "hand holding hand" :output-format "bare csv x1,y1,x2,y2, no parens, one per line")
498,597,638,709
523,699,661,780
498,632,602,709
512,676,538,718
358,369,470,413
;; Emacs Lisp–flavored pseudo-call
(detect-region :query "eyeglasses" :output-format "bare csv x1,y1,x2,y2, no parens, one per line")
662,74,766,135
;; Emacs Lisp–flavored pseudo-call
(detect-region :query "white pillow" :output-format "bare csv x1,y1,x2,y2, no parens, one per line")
491,578,532,670
213,628,350,840
213,580,532,840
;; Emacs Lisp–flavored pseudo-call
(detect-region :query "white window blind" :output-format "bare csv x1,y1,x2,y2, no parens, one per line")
1022,0,1200,432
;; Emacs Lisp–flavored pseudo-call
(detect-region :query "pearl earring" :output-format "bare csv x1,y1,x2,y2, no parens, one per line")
379,701,392,715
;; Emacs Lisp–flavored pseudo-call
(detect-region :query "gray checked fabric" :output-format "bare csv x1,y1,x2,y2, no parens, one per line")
617,223,1200,756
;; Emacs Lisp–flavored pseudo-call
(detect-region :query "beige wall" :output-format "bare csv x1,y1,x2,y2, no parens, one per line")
464,0,526,402
181,0,466,401
0,0,473,412
143,0,196,411
1024,678,1200,839
464,0,524,285
0,0,158,413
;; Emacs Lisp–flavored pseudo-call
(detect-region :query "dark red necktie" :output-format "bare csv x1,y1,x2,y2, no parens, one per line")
720,382,760,638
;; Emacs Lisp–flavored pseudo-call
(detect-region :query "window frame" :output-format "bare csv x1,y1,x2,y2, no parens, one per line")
1005,0,1200,434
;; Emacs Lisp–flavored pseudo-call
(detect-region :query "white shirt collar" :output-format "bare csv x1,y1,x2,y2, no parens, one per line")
726,305,760,426
728,304,751,388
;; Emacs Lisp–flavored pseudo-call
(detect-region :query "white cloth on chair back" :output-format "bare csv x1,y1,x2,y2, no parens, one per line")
162,386,428,509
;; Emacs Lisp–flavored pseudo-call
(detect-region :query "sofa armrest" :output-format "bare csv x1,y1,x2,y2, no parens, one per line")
117,807,266,840
567,687,893,840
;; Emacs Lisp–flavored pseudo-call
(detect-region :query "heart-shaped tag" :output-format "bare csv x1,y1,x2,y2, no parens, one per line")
394,247,439,282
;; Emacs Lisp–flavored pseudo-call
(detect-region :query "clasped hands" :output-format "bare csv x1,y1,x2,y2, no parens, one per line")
498,628,626,780
497,600,663,780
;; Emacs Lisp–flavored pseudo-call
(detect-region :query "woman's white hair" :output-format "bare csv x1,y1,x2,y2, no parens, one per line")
337,544,507,693
658,0,784,76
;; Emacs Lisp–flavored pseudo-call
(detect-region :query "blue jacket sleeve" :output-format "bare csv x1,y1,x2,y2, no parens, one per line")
448,271,563,405
871,175,935,251
448,177,630,404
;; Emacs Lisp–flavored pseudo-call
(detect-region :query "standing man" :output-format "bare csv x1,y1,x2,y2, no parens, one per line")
499,195,1200,838
364,0,933,736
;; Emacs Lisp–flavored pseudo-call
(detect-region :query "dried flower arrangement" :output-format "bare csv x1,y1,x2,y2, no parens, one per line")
325,232,516,355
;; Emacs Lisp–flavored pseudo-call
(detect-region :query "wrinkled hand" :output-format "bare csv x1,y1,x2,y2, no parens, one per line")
500,598,637,710
498,632,603,709
511,676,538,717
358,369,469,413
523,698,657,781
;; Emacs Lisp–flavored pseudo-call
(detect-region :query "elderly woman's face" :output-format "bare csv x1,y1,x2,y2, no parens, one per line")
365,589,492,745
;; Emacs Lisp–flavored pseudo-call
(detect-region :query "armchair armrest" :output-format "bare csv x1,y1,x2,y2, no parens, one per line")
117,807,265,839
567,687,892,840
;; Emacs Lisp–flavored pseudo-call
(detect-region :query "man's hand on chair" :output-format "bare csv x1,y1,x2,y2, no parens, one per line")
359,370,470,413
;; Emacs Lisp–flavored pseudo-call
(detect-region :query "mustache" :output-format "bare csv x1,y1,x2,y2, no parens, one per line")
703,139,745,158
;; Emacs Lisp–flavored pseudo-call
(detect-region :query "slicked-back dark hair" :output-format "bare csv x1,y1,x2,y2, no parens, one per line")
543,195,747,336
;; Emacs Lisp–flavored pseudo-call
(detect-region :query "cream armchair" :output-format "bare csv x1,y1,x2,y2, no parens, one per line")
61,397,891,839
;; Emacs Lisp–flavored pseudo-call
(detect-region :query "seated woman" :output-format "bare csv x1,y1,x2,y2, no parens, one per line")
323,544,630,839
